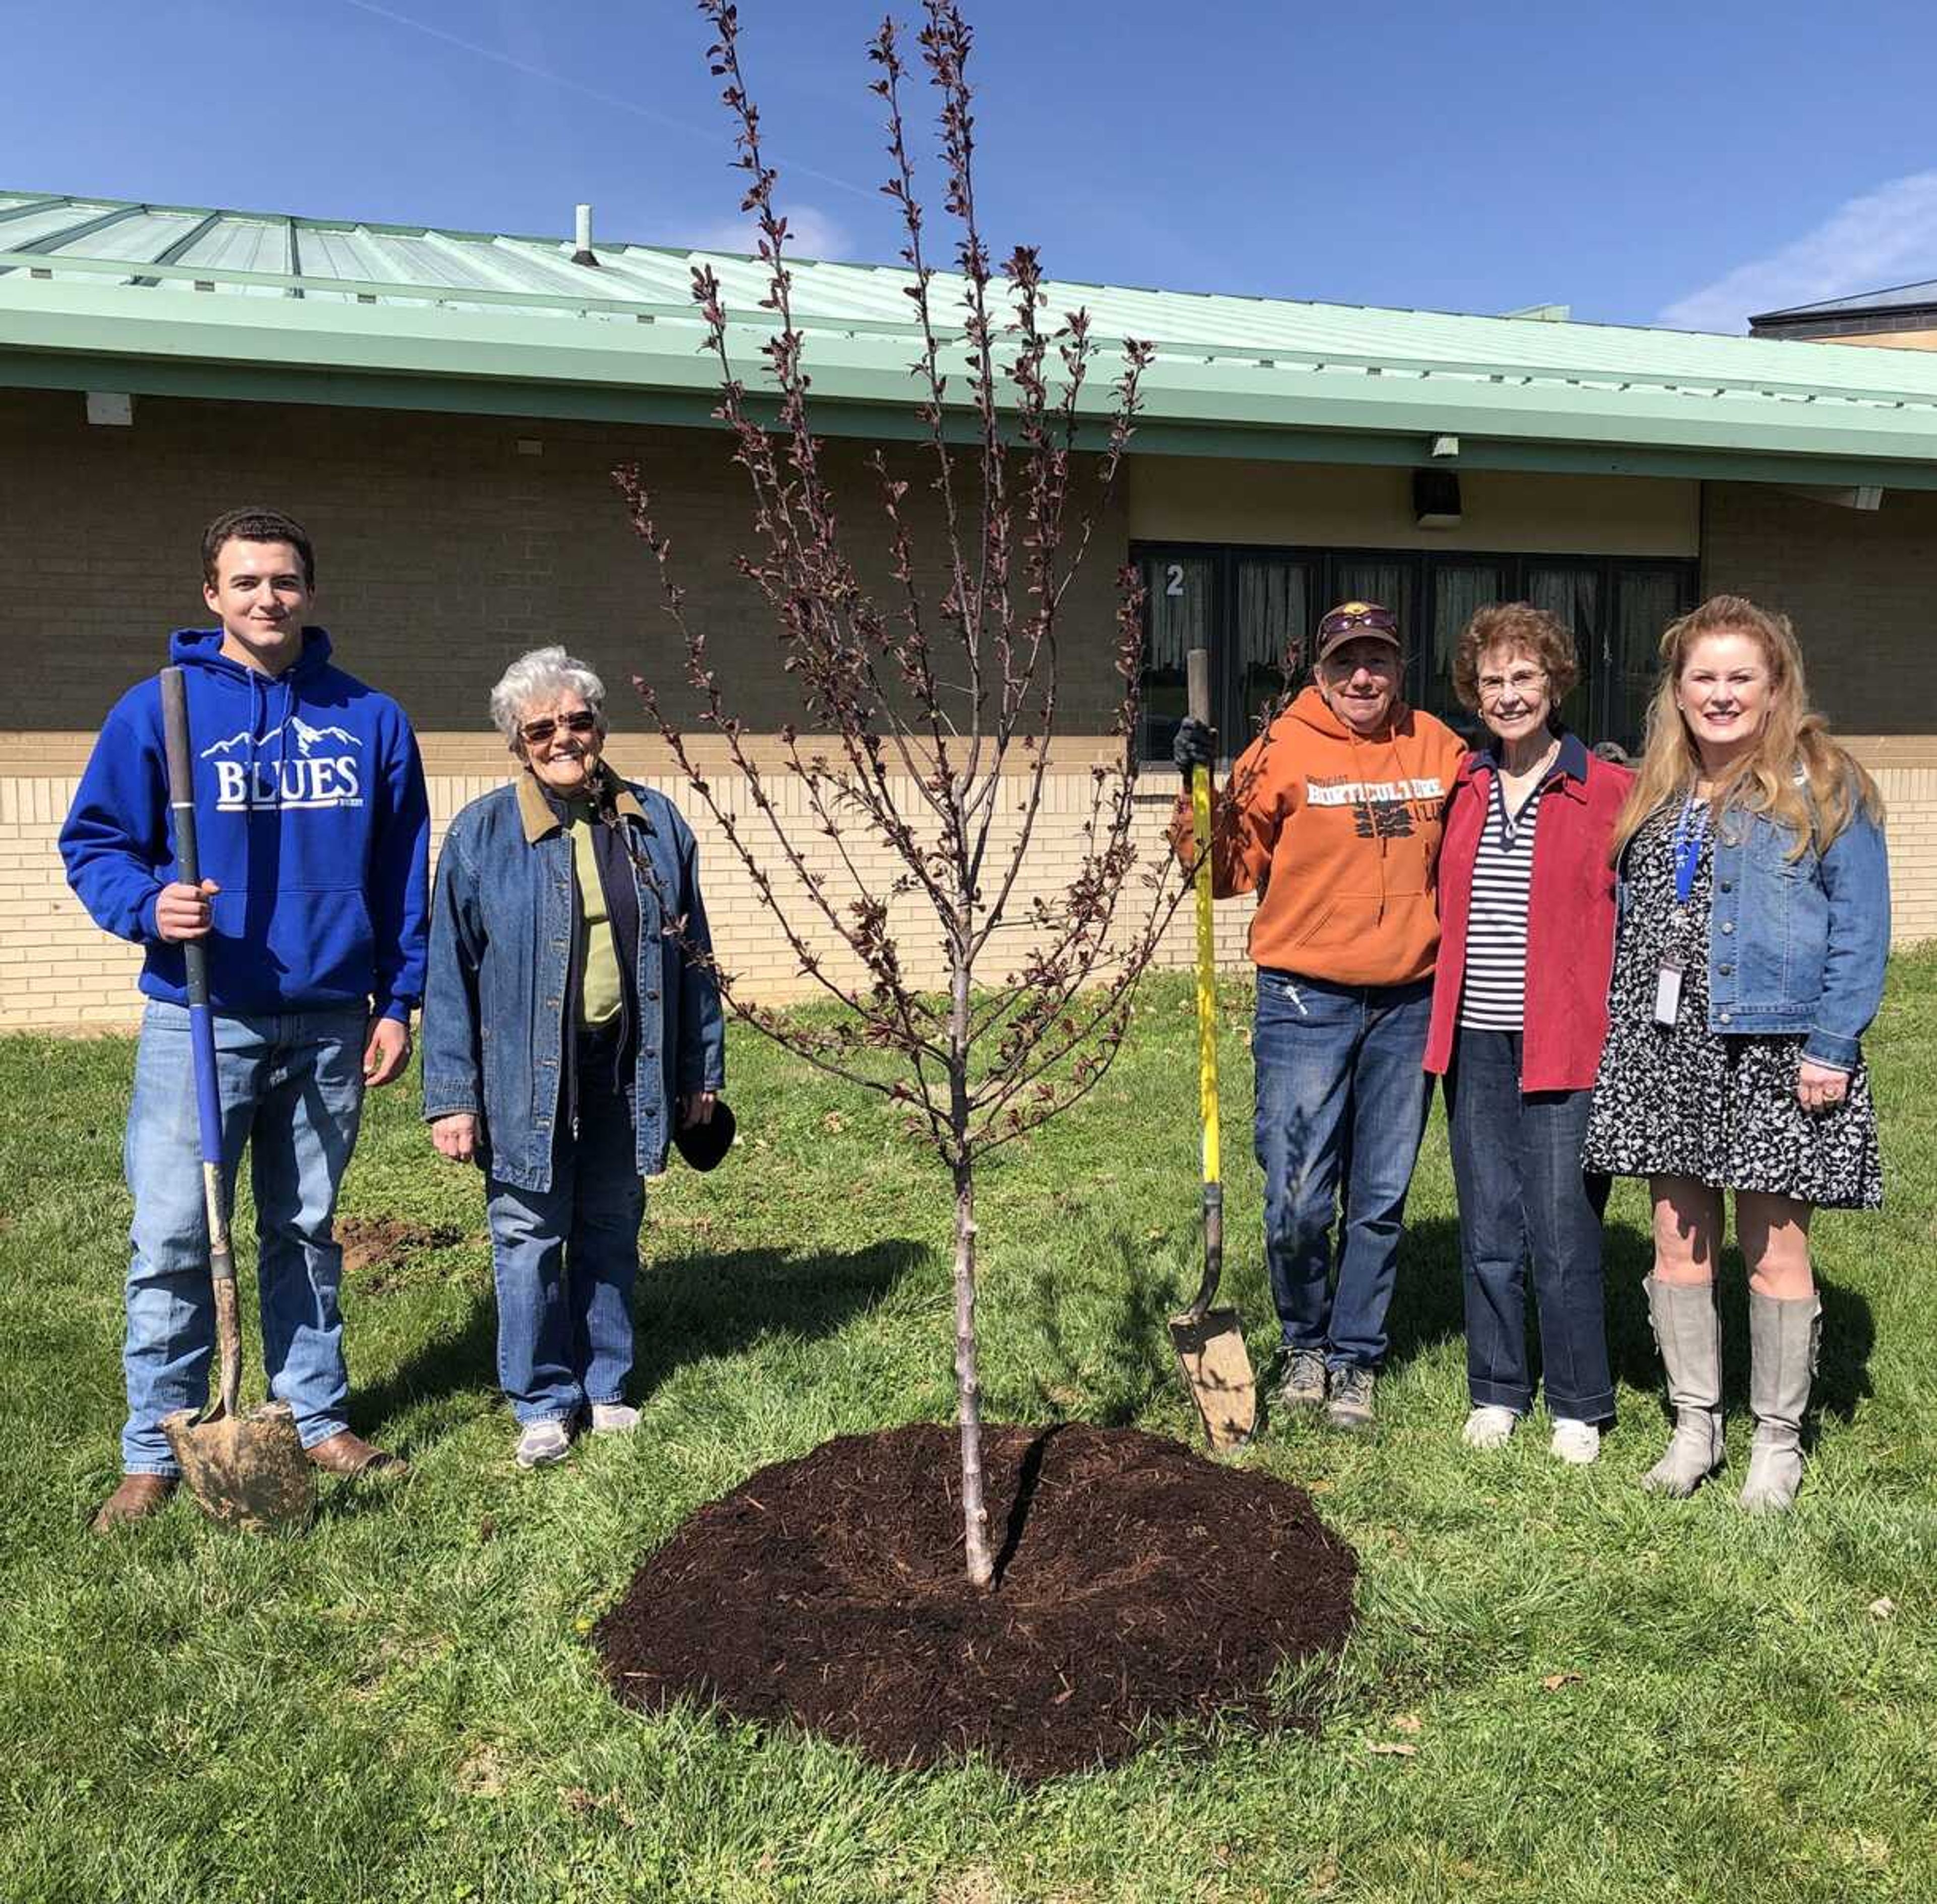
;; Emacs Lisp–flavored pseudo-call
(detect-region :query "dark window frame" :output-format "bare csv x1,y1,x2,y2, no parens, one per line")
1132,539,1699,762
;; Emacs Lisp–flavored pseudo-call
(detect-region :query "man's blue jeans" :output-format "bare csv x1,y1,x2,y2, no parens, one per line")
1446,1027,1614,1423
1253,970,1434,1372
122,1001,367,1476
484,1053,645,1425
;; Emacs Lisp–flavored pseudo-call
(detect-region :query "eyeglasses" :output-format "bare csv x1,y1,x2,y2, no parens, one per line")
519,709,600,747
1476,668,1548,702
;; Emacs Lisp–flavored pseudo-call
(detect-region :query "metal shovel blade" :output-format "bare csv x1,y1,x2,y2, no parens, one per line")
162,1400,315,1534
1169,1307,1258,1451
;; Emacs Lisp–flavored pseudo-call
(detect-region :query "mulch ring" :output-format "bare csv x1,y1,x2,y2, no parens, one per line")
592,1421,1357,1780
337,1215,463,1293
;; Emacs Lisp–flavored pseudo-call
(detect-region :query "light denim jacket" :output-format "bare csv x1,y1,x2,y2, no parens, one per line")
1618,789,1889,1071
421,774,725,1192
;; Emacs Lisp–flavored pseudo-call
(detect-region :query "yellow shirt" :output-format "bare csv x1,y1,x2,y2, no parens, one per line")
564,801,622,1027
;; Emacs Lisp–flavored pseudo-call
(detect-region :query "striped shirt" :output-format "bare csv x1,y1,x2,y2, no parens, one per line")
1458,772,1548,1032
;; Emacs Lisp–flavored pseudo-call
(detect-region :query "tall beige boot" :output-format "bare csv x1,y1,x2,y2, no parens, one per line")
1641,1276,1725,1496
1739,1290,1821,1514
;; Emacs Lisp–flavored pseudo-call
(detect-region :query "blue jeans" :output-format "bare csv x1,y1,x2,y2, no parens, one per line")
484,1048,645,1424
1253,971,1434,1371
122,1001,367,1475
1446,1027,1614,1423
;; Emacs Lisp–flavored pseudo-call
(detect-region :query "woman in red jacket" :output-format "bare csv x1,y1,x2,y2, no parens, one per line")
1425,604,1631,1463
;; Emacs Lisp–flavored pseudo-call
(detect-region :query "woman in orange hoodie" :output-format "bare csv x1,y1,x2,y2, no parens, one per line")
1174,602,1466,1432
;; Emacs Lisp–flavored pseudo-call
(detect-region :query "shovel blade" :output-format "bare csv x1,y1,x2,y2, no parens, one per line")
162,1400,315,1534
1169,1307,1258,1451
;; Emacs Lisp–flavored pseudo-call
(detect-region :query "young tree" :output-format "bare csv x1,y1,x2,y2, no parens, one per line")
615,0,1181,1588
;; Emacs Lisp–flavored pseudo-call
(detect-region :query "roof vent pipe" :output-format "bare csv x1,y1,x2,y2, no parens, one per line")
572,203,599,268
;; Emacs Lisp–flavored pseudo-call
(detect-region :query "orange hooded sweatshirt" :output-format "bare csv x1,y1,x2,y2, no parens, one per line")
1171,687,1467,986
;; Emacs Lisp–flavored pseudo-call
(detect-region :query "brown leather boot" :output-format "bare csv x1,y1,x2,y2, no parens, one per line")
305,1429,409,1479
90,1473,177,1533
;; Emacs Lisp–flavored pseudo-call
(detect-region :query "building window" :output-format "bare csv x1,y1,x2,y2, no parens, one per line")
1134,543,1697,758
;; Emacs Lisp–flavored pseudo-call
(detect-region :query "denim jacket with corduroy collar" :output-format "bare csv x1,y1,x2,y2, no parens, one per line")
421,770,725,1191
1616,783,1889,1072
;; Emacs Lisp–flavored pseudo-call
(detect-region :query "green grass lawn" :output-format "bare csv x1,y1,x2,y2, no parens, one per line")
3,958,1933,1904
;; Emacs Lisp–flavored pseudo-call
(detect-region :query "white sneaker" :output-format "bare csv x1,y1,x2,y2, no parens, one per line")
1550,1418,1600,1466
589,1403,641,1435
1462,1404,1518,1450
515,1418,573,1469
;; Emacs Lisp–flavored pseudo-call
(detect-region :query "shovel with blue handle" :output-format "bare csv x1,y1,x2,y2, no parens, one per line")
156,665,315,1533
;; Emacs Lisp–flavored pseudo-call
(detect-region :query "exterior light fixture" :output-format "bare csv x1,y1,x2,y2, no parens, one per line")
1413,468,1462,529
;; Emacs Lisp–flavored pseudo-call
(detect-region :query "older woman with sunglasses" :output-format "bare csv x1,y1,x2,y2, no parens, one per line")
421,646,724,1468
1424,605,1630,1465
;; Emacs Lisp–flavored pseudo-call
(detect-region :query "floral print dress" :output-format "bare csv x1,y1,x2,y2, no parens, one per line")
1581,803,1882,1208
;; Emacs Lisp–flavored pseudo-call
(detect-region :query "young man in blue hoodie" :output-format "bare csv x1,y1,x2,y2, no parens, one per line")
62,508,431,1530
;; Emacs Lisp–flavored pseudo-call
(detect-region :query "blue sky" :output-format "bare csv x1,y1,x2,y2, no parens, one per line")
8,0,1937,332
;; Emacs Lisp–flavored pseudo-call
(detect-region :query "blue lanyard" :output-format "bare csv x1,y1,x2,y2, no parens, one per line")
1672,796,1707,906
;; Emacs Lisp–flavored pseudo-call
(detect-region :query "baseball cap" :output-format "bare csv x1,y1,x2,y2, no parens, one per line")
1314,600,1402,662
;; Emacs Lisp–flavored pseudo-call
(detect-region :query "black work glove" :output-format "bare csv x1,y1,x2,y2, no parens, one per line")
1172,716,1214,776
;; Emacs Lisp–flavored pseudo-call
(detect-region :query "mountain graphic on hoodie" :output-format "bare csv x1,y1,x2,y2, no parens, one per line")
200,715,362,759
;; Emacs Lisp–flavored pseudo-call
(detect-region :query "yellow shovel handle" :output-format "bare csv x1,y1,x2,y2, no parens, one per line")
1187,649,1219,1190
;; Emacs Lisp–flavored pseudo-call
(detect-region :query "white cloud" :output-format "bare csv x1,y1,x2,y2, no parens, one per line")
1658,170,1937,334
677,204,855,262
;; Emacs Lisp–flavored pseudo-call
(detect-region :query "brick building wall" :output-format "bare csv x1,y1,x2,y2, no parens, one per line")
0,764,1249,1030
1,386,1249,1030
7,391,1935,1032
1702,481,1937,939
0,387,1132,738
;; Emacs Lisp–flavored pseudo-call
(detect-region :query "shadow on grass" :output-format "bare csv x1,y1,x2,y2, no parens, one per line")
1383,1217,1467,1376
353,1288,496,1441
354,1240,930,1440
632,1239,930,1396
1020,1231,1179,1428
1813,1279,1875,1423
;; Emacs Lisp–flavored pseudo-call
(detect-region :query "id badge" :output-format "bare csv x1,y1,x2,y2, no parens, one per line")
1654,959,1683,1028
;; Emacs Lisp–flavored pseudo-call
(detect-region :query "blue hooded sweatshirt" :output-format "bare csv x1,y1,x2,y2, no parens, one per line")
60,628,430,1020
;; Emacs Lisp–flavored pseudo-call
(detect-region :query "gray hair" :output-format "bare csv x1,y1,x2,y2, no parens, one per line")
488,645,607,748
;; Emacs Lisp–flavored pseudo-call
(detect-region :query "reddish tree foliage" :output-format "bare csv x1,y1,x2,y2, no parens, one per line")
615,0,1184,1587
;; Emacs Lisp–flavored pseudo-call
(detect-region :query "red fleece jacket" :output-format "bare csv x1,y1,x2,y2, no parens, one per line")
1423,734,1632,1092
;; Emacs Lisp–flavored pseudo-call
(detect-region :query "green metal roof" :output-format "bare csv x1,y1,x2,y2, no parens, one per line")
8,189,1937,487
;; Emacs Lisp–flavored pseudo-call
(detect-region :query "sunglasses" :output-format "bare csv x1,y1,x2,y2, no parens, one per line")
1318,603,1399,640
519,709,600,747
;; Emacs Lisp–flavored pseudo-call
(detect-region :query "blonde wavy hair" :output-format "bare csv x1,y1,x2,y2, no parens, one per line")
1610,594,1882,862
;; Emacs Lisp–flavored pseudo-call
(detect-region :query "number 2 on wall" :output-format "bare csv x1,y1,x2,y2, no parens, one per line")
1165,563,1185,597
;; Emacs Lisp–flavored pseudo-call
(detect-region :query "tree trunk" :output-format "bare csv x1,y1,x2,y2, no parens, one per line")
947,940,993,1590
952,1155,993,1589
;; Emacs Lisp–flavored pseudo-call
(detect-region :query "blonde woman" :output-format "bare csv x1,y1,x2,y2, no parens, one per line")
1582,596,1888,1512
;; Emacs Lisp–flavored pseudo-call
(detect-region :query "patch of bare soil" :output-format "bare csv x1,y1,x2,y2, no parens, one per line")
593,1422,1356,1780
336,1215,463,1292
